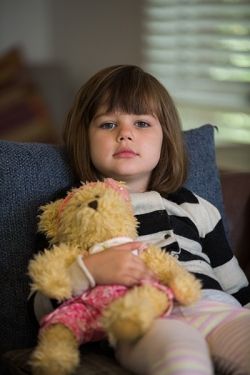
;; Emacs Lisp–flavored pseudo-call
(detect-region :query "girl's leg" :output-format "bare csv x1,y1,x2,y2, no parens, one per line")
116,318,213,375
207,313,250,374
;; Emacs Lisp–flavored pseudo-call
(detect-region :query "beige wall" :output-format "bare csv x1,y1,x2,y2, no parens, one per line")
0,0,143,90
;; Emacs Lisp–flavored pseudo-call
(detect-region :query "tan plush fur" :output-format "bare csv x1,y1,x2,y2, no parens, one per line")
101,284,169,345
28,179,201,375
30,324,79,375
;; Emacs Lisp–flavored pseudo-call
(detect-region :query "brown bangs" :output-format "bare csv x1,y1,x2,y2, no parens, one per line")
91,66,160,118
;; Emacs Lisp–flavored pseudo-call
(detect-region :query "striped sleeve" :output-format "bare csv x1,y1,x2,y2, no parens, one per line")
196,195,250,305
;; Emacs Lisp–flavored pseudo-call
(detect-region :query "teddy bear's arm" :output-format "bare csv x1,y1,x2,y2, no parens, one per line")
140,245,201,305
28,244,86,301
37,199,62,239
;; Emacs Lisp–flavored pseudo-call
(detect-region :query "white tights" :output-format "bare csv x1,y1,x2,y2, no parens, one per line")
116,319,213,375
116,302,250,375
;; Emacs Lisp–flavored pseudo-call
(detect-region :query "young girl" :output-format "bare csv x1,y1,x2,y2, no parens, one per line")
32,65,250,375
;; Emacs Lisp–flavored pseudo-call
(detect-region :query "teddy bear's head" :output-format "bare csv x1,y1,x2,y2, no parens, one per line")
38,179,138,250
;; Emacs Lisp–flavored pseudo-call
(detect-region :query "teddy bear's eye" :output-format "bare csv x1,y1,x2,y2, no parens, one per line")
95,195,100,199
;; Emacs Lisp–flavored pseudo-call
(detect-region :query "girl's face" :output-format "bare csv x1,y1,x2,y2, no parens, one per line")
89,108,163,193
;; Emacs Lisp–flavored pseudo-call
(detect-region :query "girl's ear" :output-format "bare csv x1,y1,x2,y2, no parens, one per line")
37,199,63,240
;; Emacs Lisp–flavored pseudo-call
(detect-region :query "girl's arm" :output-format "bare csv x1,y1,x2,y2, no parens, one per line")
197,195,250,306
28,241,152,324
84,241,152,286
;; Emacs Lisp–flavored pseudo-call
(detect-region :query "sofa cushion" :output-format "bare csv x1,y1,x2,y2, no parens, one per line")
2,345,133,375
0,124,225,355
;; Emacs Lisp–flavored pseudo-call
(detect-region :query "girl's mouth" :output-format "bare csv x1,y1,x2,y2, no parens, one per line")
113,149,138,158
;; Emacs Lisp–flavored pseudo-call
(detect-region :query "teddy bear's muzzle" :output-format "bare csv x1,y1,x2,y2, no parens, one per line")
88,200,98,210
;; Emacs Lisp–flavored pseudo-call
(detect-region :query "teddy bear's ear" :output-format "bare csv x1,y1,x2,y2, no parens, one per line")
37,199,62,240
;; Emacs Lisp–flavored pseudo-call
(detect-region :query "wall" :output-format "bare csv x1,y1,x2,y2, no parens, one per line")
0,0,52,62
0,0,143,88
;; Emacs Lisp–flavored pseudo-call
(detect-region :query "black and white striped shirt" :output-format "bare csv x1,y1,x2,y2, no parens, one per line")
131,187,250,307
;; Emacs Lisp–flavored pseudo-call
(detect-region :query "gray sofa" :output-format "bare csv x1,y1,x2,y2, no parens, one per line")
1,124,245,374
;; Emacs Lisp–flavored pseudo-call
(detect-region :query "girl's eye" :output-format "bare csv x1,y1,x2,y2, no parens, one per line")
135,121,150,128
99,122,116,129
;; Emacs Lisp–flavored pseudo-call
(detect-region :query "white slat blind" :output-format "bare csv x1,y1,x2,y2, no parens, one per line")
142,0,250,144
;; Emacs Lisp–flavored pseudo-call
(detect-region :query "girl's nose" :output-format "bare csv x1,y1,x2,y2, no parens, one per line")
117,134,133,141
117,124,134,142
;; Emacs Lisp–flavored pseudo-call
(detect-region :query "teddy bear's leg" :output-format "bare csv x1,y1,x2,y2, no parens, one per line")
101,284,169,346
30,324,79,375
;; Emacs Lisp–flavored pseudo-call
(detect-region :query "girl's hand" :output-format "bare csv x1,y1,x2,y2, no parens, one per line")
83,242,153,286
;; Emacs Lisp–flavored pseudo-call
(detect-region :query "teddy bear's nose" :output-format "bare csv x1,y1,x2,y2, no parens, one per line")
88,200,98,210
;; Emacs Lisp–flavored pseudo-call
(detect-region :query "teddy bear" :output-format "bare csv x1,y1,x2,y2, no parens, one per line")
28,178,201,375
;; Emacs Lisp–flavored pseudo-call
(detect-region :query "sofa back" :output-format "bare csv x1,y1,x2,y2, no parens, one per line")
0,124,225,353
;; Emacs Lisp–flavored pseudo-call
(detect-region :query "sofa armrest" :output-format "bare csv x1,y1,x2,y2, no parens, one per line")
220,171,250,281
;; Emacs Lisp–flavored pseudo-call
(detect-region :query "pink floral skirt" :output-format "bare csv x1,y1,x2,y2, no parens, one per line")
40,282,173,344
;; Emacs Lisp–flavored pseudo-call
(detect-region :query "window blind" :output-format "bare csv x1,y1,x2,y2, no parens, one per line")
142,0,250,144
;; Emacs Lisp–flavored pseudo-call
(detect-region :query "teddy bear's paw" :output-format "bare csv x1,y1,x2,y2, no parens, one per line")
102,285,169,345
109,317,145,344
30,324,79,375
170,275,202,305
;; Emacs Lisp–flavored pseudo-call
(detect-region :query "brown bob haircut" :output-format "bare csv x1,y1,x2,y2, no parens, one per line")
63,65,187,194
